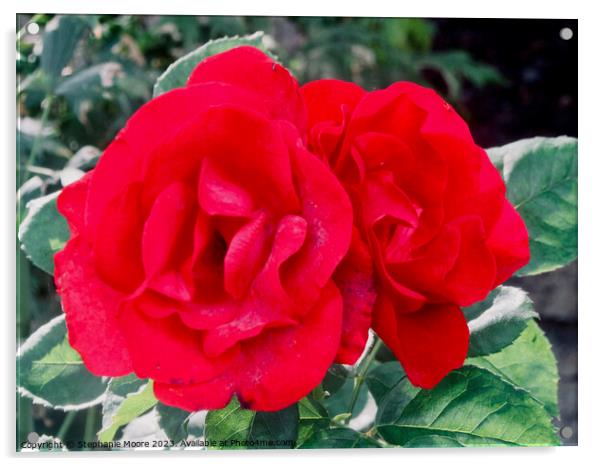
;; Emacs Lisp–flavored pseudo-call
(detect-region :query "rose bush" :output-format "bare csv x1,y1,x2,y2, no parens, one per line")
54,47,374,412
301,79,530,388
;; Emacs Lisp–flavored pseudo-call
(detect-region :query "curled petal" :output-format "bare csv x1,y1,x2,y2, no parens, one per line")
154,281,343,412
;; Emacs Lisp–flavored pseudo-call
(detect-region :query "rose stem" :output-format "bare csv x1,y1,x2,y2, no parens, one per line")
346,336,383,424
57,410,77,442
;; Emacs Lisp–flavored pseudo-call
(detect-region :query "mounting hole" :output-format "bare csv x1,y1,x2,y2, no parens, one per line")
560,27,573,41
560,426,573,439
26,22,40,35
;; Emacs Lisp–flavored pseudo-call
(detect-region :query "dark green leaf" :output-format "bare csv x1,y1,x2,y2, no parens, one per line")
17,314,107,410
465,286,538,357
467,320,559,417
18,191,69,274
41,15,90,80
323,376,369,421
297,427,380,449
487,136,577,276
152,32,269,97
205,398,298,449
155,402,191,443
99,378,157,443
366,361,406,405
375,366,559,447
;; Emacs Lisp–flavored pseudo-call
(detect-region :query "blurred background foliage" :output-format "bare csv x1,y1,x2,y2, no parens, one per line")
16,14,577,448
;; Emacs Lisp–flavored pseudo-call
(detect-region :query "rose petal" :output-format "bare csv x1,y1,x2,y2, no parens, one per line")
117,301,233,385
152,281,343,412
86,83,267,241
187,45,306,132
281,145,353,304
442,216,497,306
54,237,133,376
487,200,531,284
142,182,197,278
92,182,145,292
333,229,376,364
373,298,469,389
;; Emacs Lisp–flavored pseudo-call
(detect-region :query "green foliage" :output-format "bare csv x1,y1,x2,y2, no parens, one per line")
99,378,158,442
17,314,108,410
205,398,299,449
298,427,380,449
40,15,91,81
368,318,561,447
153,32,268,96
292,17,503,99
464,286,538,357
467,320,559,417
155,403,191,443
297,396,330,446
487,136,578,276
374,365,559,447
18,191,69,274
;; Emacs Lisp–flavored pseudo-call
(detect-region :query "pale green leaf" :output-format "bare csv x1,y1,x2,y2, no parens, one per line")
18,191,69,274
464,286,538,356
99,378,157,443
17,314,107,410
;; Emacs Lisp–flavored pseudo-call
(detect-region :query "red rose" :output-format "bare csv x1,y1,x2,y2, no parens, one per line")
54,47,373,412
301,80,530,388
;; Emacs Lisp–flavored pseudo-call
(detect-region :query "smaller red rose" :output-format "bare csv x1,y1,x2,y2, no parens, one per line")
301,80,530,388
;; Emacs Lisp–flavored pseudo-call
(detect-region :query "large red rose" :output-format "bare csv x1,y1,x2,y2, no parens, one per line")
54,47,372,412
301,80,530,388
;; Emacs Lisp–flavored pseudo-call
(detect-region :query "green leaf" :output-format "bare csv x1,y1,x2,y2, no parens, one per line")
464,286,538,357
155,402,191,443
487,136,577,276
297,396,330,446
41,15,90,80
366,361,407,405
205,398,298,450
467,320,559,417
99,378,158,443
18,191,69,274
152,32,269,97
65,145,101,171
297,428,380,449
17,314,107,410
55,62,124,111
323,376,369,420
375,365,559,447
